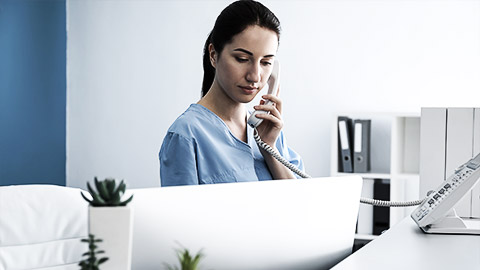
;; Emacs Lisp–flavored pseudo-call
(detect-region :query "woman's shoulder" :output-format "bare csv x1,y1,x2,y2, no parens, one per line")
167,104,219,138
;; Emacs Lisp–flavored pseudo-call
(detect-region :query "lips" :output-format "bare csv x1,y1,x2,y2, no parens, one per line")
239,86,257,95
239,86,257,90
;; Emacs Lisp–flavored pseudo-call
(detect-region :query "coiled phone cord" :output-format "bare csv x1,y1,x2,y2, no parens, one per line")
253,129,426,207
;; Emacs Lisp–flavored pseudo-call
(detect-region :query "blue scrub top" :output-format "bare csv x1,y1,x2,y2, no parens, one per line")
159,104,304,186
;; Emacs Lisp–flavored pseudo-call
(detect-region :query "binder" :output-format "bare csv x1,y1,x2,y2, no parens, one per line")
419,108,447,199
445,108,474,218
353,119,371,173
338,116,353,173
473,108,480,218
373,178,390,235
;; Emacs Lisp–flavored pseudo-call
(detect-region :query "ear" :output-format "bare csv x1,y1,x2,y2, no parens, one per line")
208,43,217,68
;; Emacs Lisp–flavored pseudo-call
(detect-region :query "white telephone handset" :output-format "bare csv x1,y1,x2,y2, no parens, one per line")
247,59,280,128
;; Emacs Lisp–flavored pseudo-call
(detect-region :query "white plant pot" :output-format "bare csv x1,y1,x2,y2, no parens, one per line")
89,206,133,270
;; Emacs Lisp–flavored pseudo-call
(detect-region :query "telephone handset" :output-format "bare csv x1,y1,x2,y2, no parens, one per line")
247,59,280,128
411,153,480,234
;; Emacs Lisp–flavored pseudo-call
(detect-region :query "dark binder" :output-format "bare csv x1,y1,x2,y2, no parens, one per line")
373,179,390,235
338,116,353,173
353,119,371,173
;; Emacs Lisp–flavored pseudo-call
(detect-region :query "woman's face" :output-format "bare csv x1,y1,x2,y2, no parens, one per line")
210,25,279,104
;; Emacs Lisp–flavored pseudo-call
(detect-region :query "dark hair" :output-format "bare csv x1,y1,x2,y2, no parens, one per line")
201,0,281,97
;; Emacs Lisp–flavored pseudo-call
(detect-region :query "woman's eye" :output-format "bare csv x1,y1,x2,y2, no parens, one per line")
261,61,272,66
235,57,248,63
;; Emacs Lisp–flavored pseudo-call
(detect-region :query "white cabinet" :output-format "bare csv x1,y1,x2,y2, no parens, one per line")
330,112,421,239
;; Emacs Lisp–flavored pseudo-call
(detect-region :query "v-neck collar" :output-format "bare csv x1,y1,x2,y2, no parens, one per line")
192,103,252,148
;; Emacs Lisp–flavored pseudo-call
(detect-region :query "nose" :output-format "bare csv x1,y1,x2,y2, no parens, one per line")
245,63,261,83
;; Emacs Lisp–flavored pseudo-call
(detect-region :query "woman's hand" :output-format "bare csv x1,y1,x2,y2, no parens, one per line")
253,92,283,147
253,90,296,180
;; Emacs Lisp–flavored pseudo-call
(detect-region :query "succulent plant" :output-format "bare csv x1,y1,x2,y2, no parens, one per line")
78,234,108,270
81,177,133,206
164,245,205,270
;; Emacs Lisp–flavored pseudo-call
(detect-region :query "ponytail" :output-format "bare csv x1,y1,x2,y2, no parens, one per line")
201,32,215,97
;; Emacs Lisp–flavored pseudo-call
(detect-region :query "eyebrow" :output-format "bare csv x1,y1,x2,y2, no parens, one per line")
233,48,275,58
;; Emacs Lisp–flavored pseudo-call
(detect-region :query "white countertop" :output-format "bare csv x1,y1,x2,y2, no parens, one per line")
332,217,480,270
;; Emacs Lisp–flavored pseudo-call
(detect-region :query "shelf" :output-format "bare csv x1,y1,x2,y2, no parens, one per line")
331,112,421,239
355,234,378,240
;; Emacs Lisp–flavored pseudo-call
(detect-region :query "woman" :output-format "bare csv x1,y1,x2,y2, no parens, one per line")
159,0,304,186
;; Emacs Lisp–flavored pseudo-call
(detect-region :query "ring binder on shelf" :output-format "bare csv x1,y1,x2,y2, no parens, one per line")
353,119,371,173
373,178,390,235
338,116,353,173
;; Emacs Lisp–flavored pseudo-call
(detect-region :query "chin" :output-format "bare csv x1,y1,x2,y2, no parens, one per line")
238,95,257,104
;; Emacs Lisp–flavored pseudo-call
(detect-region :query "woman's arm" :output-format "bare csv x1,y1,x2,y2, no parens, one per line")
259,144,297,179
159,132,199,186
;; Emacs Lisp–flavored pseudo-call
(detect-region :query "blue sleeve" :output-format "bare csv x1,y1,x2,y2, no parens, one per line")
275,131,305,179
159,132,199,186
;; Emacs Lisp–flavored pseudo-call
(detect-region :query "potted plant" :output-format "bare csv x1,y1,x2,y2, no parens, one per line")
79,234,109,270
164,245,204,270
81,177,134,270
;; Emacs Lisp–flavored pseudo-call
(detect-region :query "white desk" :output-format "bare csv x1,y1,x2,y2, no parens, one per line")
332,217,480,269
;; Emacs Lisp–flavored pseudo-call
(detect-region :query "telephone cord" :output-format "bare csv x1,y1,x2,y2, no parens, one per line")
253,129,426,207
253,129,312,179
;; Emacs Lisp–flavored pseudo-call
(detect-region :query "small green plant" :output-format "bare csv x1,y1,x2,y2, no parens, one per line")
164,245,205,270
81,177,134,206
78,234,108,270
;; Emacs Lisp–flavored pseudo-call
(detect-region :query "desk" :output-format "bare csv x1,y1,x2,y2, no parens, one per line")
332,217,480,269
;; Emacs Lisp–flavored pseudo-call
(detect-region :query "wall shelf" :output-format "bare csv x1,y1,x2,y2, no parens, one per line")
331,112,421,239
354,233,379,241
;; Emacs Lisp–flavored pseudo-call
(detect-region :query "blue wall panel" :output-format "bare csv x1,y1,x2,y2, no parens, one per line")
0,0,66,186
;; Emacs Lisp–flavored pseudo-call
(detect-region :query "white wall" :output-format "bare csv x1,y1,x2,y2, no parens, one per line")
67,0,480,189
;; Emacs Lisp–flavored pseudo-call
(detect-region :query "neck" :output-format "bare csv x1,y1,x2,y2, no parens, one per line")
198,81,246,124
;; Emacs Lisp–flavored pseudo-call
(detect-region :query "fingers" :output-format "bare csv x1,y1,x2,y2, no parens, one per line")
254,113,283,132
253,88,284,130
253,104,281,120
253,102,283,129
254,112,283,127
261,92,282,113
